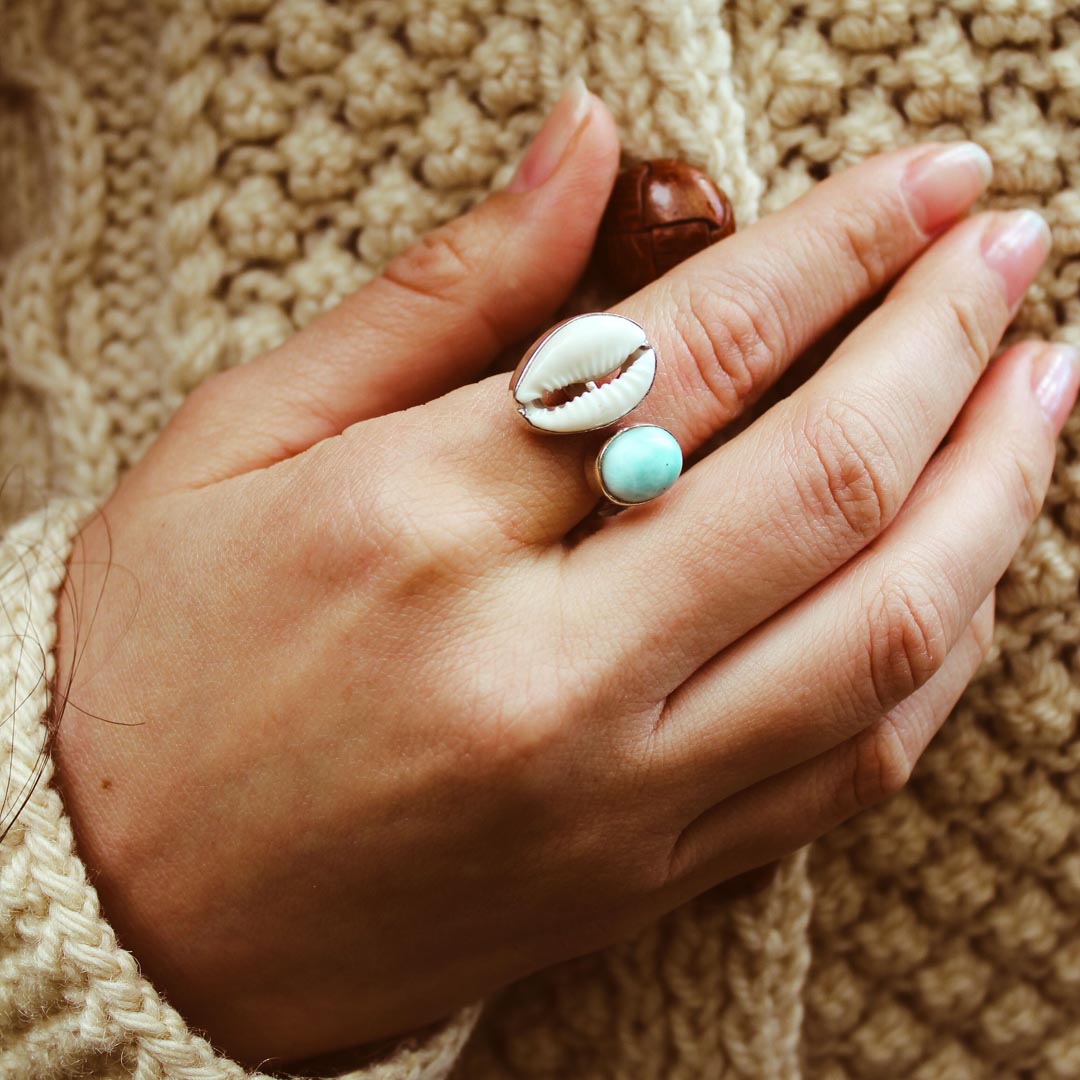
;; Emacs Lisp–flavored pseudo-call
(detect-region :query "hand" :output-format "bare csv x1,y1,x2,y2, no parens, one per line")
51,87,1074,1068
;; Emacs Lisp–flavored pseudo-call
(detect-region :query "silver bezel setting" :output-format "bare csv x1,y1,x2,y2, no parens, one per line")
590,423,682,507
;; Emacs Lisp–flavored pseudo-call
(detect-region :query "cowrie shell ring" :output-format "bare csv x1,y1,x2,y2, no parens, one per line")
509,313,683,506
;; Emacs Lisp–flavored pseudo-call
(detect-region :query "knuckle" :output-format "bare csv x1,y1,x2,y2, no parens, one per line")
470,696,567,775
848,715,914,813
866,571,951,711
384,224,474,296
669,274,788,421
466,665,594,778
790,398,900,545
384,500,486,584
379,224,504,352
943,288,995,378
341,459,425,567
999,442,1050,525
332,450,476,583
820,201,895,295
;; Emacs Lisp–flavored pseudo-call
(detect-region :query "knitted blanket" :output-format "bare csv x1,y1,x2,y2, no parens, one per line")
1,1,1077,1077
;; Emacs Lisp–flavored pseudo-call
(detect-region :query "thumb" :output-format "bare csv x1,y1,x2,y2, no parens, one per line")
154,78,621,488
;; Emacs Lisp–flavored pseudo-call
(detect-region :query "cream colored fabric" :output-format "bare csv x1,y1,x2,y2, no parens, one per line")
0,1,1076,1077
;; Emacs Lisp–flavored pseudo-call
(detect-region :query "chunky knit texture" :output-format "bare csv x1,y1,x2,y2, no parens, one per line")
0,1,1077,1077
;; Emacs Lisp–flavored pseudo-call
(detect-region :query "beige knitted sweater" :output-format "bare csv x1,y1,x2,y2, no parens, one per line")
2,1,1078,1077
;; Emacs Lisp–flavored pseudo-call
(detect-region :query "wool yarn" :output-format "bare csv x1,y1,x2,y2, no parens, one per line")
0,1,1076,1078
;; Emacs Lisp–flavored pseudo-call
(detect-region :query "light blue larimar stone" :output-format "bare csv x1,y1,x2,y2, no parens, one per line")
598,425,683,504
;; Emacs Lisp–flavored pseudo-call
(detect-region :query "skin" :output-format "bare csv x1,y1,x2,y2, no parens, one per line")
50,91,1076,1069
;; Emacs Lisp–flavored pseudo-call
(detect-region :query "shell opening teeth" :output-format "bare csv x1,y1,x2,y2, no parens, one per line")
529,349,650,411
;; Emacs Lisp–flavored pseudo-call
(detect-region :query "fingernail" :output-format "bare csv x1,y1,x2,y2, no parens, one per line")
982,209,1052,310
902,141,993,234
1031,343,1080,435
505,76,592,194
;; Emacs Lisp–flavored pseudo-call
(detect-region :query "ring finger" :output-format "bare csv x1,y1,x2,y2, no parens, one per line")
652,340,1077,810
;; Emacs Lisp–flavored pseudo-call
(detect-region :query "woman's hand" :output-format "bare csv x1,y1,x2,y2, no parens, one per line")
51,86,1075,1067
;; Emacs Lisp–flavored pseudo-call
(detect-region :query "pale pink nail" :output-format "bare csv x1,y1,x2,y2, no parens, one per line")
902,141,993,234
1031,344,1080,435
505,76,592,194
981,210,1052,310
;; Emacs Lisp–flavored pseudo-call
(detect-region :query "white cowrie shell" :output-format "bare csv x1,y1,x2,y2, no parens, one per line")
509,313,657,434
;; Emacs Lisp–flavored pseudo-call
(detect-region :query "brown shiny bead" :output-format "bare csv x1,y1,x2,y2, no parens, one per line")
594,159,736,295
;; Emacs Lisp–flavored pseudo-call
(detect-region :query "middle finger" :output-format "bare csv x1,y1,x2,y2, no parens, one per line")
566,206,1050,699
408,143,992,545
